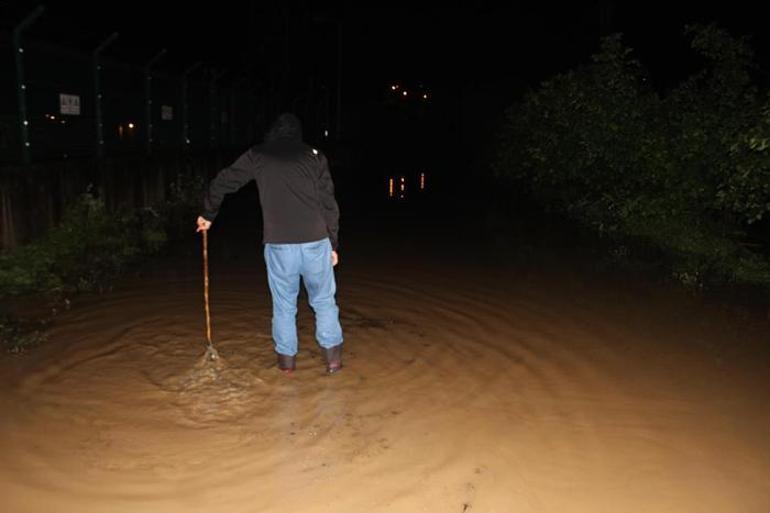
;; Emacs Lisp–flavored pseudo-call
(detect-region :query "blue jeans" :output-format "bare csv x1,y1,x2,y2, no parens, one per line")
264,238,343,356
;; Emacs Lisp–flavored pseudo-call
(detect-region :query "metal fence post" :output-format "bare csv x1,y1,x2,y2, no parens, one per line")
144,49,167,156
209,69,226,150
93,32,118,159
181,61,202,149
13,5,45,165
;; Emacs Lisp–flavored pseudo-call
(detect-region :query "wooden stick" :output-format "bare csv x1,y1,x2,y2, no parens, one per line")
203,230,212,346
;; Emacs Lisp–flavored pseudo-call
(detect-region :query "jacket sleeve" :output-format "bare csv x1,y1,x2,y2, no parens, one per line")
317,153,340,250
201,150,257,221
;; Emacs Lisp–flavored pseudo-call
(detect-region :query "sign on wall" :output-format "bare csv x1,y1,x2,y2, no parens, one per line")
59,94,81,115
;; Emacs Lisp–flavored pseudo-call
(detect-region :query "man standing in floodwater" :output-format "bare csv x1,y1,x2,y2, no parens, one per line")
196,113,344,374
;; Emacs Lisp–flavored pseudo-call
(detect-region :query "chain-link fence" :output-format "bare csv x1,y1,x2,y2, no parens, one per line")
0,27,340,251
0,32,265,249
0,34,260,164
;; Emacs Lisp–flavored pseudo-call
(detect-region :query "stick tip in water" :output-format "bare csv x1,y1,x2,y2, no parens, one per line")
205,345,220,361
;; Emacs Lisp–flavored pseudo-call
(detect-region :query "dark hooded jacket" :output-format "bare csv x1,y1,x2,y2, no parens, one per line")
201,113,340,249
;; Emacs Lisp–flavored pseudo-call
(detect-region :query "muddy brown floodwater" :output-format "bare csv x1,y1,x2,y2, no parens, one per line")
1,243,769,513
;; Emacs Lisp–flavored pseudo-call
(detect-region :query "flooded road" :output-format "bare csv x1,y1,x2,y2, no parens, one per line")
1,226,770,513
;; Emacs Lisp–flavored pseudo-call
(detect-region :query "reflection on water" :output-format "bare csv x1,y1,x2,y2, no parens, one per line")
387,171,427,200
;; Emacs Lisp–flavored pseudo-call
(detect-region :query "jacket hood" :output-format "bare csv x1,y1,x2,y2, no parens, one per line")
265,113,303,142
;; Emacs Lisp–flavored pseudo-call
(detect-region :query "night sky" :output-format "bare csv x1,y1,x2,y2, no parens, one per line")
4,2,769,86
2,1,770,161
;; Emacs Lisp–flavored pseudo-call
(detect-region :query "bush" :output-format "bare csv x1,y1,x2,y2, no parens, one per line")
0,189,166,299
0,315,49,353
0,171,204,352
493,25,770,289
